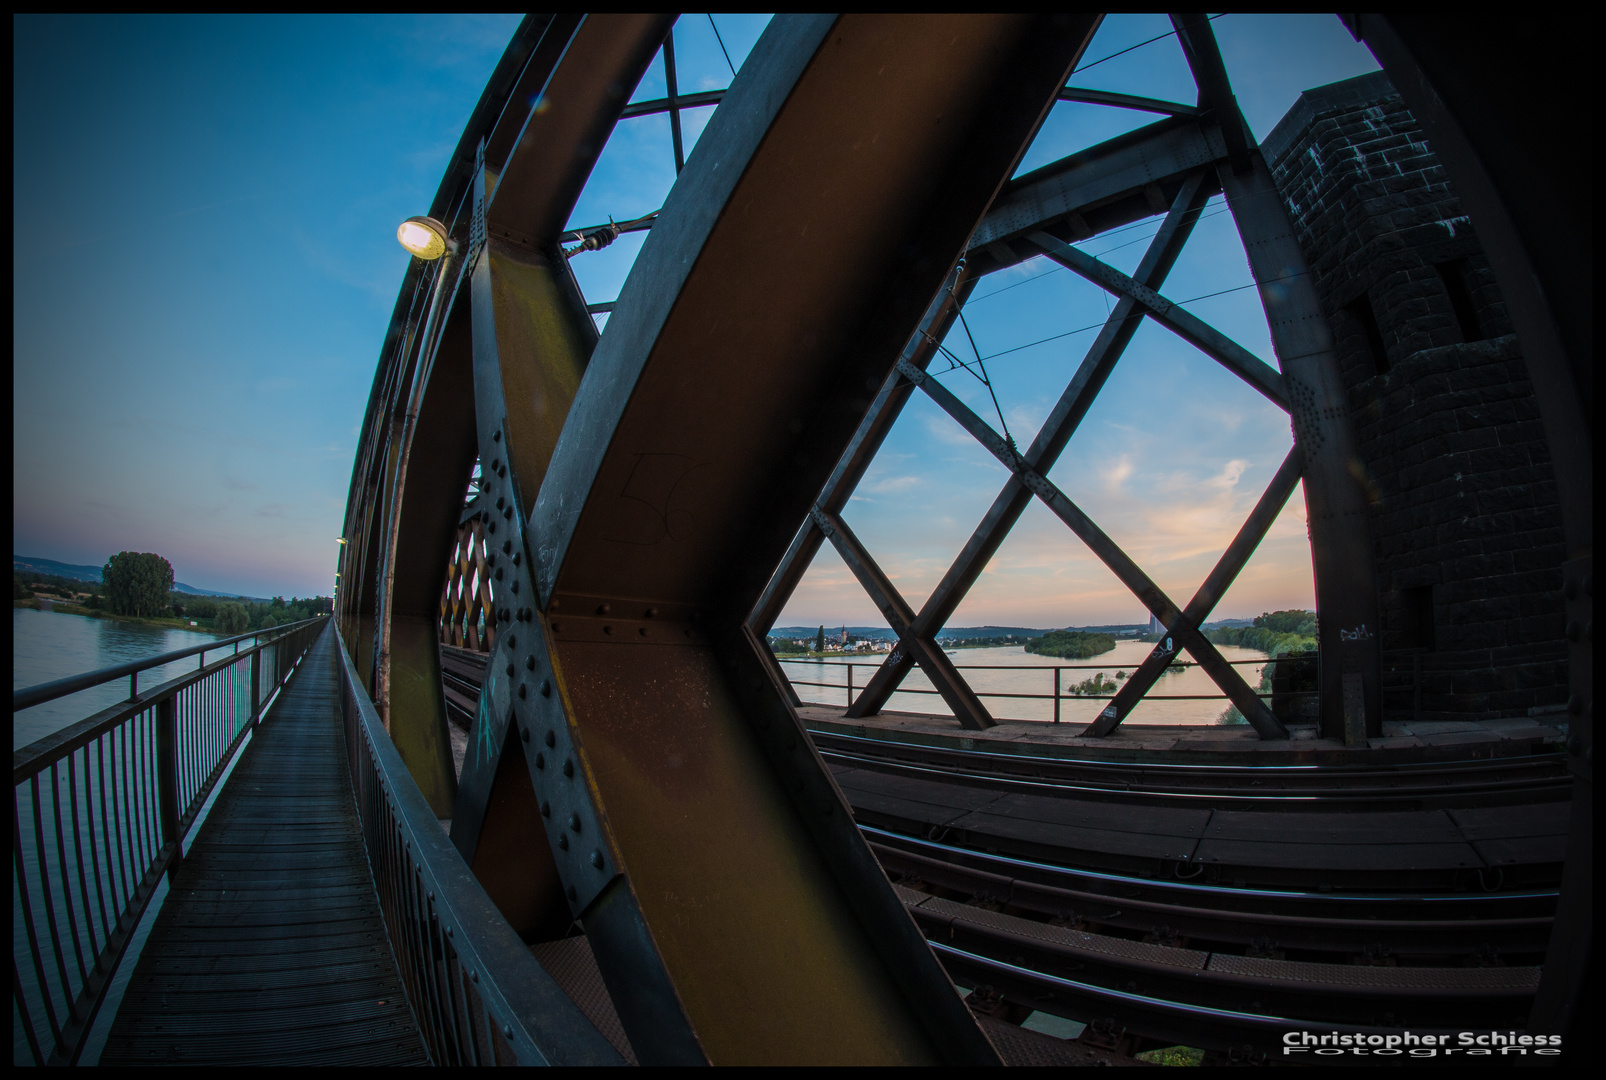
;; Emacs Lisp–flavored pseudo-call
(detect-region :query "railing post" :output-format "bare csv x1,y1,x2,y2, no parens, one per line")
250,648,262,726
847,664,854,709
1054,668,1061,724
156,695,183,882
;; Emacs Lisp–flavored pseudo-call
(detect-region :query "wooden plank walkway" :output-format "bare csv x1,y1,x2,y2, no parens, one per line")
102,626,429,1065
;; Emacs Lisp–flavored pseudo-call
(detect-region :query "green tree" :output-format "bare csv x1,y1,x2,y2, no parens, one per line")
815,625,826,652
1254,609,1317,635
1024,629,1117,659
215,602,250,634
13,575,30,600
102,552,175,617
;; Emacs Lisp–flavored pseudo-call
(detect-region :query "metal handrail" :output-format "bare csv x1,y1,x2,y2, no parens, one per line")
13,616,325,712
332,624,622,1066
12,617,326,1066
778,654,1319,721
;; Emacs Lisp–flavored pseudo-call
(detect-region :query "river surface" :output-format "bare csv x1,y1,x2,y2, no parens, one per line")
780,639,1271,726
13,607,226,750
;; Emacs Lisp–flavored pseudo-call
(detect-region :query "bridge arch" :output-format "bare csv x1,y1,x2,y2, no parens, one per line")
337,14,1590,1062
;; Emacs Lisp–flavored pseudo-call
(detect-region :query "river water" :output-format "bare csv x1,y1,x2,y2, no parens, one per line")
780,639,1271,726
13,607,225,750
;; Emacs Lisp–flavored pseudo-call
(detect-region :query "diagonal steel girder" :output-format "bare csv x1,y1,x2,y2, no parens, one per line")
746,266,986,719
1087,448,1304,737
747,264,977,638
898,355,1288,739
811,504,999,730
1173,14,1383,741
1029,232,1288,409
514,14,1100,1064
847,174,1214,723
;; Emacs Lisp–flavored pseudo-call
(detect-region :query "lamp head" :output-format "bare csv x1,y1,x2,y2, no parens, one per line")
397,216,454,260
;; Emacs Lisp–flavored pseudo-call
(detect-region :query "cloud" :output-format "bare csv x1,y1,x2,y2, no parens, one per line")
1210,458,1249,490
861,474,920,495
222,476,258,490
1103,455,1134,494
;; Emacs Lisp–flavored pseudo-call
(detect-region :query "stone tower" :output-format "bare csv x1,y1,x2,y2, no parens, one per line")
1264,72,1569,724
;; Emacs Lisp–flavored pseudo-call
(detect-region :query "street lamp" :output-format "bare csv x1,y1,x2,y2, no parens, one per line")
396,216,456,261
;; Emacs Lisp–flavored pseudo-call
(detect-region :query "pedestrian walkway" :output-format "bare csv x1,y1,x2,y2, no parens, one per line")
101,626,428,1065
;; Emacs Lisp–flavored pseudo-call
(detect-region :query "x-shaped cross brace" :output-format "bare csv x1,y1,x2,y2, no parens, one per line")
805,167,1301,738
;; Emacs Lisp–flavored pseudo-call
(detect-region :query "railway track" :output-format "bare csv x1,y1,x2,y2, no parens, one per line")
439,646,1570,1057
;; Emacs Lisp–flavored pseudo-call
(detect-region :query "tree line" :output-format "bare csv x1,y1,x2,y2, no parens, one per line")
1204,609,1317,657
15,552,327,634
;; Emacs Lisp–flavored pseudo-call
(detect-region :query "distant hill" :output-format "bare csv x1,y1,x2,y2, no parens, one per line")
14,555,268,601
771,625,1054,642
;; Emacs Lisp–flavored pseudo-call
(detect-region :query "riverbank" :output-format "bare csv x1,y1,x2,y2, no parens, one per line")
14,597,222,636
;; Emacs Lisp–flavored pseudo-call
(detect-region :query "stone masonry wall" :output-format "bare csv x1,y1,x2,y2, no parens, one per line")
1264,73,1568,723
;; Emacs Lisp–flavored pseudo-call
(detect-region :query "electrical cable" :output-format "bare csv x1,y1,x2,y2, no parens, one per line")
707,14,737,78
1070,13,1226,77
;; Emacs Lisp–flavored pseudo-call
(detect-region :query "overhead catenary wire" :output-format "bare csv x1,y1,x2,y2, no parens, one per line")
1069,13,1227,76
707,14,738,78
929,271,1307,377
966,201,1233,307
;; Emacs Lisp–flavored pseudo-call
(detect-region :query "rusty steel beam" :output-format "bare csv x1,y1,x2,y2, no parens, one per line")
849,175,1212,720
523,14,1099,1063
1058,85,1198,117
1087,448,1303,736
748,264,976,638
449,14,668,1042
968,113,1227,269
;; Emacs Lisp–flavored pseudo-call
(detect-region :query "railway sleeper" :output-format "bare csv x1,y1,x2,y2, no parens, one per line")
897,884,1538,1039
874,839,1554,959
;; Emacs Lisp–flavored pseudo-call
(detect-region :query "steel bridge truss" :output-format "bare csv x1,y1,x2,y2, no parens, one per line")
336,13,1591,1064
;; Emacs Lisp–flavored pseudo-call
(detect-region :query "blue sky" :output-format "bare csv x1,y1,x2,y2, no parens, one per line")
12,15,1378,620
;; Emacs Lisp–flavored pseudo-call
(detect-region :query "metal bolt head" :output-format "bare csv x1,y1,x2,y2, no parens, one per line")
568,813,581,833
506,662,514,676
544,730,555,748
540,800,551,818
521,728,530,743
567,885,577,902
518,683,527,699
526,655,536,671
504,1024,513,1039
534,751,544,769
558,833,569,851
591,850,604,869
563,758,574,778
541,679,552,697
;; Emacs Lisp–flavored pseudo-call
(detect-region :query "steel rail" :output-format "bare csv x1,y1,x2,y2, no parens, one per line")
821,747,1570,810
928,942,1489,1059
820,729,1568,786
12,618,325,1065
